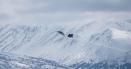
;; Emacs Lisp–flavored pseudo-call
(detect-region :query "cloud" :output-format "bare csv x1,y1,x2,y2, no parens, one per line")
42,0,131,12
0,0,131,25
1,0,131,15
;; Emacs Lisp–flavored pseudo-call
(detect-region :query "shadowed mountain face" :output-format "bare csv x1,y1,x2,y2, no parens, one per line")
0,53,131,69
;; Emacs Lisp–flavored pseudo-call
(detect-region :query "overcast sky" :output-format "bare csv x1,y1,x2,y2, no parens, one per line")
0,0,131,25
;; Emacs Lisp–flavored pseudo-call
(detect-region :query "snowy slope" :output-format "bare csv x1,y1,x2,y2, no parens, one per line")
0,12,131,69
0,53,71,69
0,53,131,69
0,17,131,65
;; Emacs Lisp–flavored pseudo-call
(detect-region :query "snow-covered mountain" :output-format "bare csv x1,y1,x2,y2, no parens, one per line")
0,16,131,69
0,52,131,69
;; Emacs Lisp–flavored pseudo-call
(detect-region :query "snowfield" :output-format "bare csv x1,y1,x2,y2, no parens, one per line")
0,12,131,69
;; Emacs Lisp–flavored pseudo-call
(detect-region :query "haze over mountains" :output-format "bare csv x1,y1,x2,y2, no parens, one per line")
0,0,131,69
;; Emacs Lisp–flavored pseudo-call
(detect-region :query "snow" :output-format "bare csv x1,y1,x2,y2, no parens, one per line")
112,28,131,39
0,11,131,68
10,61,29,68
